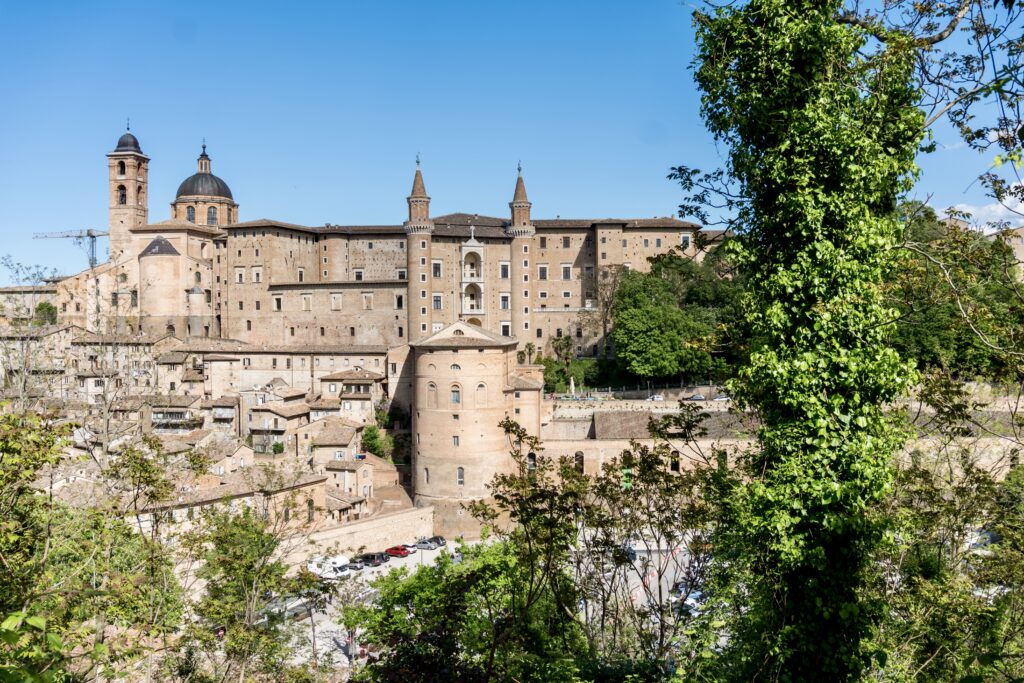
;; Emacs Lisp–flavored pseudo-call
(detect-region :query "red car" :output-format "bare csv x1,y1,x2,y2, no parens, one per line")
385,545,411,558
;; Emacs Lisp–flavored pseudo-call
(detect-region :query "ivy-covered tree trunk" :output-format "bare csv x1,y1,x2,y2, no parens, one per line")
693,1,922,678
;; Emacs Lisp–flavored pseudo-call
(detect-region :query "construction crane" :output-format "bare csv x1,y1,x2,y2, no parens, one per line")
32,229,109,270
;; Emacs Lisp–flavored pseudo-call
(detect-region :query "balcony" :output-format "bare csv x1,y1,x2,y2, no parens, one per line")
461,303,486,316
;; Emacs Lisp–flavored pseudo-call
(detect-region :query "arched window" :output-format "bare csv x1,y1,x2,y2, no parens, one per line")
207,206,218,226
527,452,537,471
450,385,461,405
424,467,430,484
194,271,202,284
117,185,127,205
670,451,680,473
574,451,585,473
117,161,126,175
476,382,487,407
450,364,461,371
457,467,465,486
137,185,143,204
427,382,437,408
186,206,195,223
166,324,176,336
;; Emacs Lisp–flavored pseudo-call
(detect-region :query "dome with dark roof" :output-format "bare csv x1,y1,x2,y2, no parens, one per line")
114,132,142,154
176,173,233,200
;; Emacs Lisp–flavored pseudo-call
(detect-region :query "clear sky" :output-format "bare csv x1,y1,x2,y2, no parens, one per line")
0,0,1016,281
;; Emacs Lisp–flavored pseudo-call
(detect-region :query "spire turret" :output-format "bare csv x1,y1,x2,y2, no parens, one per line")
508,163,533,234
405,160,433,232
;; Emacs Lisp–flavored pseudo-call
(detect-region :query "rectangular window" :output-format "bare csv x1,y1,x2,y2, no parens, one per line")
501,322,511,337
246,320,252,331
538,265,548,280
238,301,244,310
644,239,649,247
562,264,571,280
563,236,570,248
681,234,691,249
274,297,282,311
563,291,571,298
395,294,404,310
255,300,261,310
297,268,305,282
539,291,547,299
432,261,442,278
235,268,244,283
539,236,547,249
397,269,407,280
536,328,543,338
656,238,662,247
621,239,627,247
500,294,510,310
453,435,460,447
253,268,262,283
500,262,510,279
432,294,442,310
331,293,342,310
354,270,363,281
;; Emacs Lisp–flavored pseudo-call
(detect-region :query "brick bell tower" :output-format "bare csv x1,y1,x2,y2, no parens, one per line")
405,158,435,342
506,164,534,346
107,125,149,260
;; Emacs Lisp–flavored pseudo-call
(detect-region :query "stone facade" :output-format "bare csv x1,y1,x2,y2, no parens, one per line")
1,128,722,538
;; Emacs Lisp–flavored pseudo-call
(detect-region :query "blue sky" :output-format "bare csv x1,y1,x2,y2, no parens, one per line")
0,0,1014,281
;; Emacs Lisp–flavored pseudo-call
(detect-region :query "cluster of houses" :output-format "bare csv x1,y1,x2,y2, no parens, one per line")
5,323,406,534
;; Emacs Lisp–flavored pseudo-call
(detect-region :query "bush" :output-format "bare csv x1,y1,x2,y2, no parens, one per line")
271,441,284,455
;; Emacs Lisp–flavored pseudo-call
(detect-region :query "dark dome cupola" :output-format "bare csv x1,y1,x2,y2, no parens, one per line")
170,142,239,226
175,144,233,200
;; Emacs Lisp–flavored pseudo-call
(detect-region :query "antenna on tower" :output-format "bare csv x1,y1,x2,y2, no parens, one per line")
416,151,421,168
126,117,130,131
517,160,522,175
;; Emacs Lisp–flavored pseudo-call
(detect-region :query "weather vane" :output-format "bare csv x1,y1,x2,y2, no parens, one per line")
126,117,130,131
517,160,522,174
416,151,421,168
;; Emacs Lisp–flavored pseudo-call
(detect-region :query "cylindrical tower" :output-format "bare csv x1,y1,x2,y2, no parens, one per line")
411,322,519,538
405,162,434,342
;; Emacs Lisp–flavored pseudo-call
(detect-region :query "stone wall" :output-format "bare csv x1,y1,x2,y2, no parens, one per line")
304,505,435,557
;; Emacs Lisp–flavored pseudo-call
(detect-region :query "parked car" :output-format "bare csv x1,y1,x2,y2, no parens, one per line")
347,558,366,571
646,394,665,401
687,394,706,401
357,552,389,567
415,538,438,550
713,394,730,401
402,543,419,553
428,536,447,547
386,545,411,558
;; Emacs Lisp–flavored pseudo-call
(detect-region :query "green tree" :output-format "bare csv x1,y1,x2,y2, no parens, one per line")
177,507,293,682
687,0,924,677
681,0,1022,677
361,425,394,460
32,302,57,327
611,305,712,381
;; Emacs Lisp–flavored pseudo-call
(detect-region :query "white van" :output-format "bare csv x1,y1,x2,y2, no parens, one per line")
307,555,350,580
